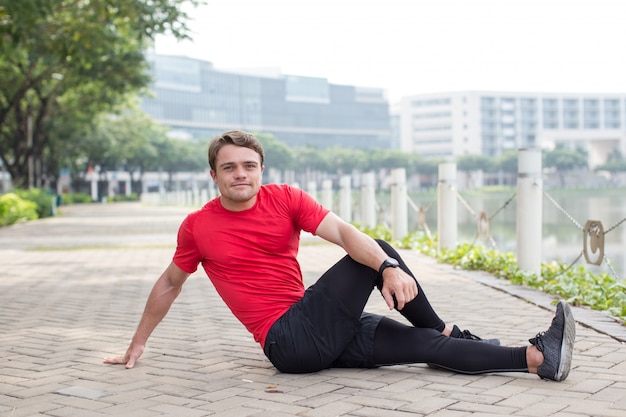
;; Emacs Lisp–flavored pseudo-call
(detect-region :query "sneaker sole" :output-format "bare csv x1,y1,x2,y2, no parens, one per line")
555,301,576,381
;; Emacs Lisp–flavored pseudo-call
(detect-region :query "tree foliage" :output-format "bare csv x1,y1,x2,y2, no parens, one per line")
495,150,518,174
457,154,496,173
544,146,588,171
0,0,203,188
594,149,626,174
256,132,294,170
543,145,588,187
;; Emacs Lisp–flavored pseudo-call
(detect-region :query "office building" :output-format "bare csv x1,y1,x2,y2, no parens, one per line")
397,91,626,167
141,54,391,149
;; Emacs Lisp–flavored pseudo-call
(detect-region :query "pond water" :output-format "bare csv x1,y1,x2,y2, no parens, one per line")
408,188,626,279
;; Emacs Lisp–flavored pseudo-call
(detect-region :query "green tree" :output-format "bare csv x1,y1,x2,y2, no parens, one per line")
544,146,588,187
0,0,203,188
368,150,413,171
150,136,206,191
593,149,626,184
256,132,294,171
457,154,496,172
496,150,519,174
413,158,439,177
293,146,329,172
457,154,496,188
322,146,368,174
82,105,173,193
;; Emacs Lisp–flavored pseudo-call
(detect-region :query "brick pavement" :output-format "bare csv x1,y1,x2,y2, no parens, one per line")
1,202,625,416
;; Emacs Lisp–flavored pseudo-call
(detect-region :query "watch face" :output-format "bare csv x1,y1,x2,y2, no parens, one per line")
380,257,400,275
387,258,399,267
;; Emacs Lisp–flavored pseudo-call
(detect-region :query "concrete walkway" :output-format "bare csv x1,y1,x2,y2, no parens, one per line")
1,202,625,417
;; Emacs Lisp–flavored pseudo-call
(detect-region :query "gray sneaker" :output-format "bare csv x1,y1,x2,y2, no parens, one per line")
529,300,576,381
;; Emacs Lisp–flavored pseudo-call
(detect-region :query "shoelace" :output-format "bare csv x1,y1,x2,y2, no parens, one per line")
460,330,482,341
529,332,546,352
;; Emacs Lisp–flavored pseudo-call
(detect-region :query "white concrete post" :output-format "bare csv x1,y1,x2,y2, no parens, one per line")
339,175,352,222
437,161,457,251
516,148,543,276
90,174,98,202
307,181,318,201
361,172,377,229
208,181,217,200
107,172,117,199
391,168,408,240
321,179,333,210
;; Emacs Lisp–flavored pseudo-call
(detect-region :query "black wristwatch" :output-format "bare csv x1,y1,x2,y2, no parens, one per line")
378,257,400,276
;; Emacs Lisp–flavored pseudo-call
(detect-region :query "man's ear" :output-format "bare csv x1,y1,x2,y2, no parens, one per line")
209,170,217,183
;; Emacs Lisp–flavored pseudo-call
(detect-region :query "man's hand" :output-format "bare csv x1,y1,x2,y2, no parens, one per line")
380,268,418,310
103,343,145,369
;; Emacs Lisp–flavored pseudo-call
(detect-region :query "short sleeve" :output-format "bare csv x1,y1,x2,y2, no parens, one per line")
172,214,202,273
289,186,330,234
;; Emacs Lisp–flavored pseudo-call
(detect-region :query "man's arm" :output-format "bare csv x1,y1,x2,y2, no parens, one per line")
314,212,418,310
103,261,191,368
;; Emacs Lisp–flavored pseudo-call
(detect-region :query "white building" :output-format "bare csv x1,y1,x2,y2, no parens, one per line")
397,91,626,167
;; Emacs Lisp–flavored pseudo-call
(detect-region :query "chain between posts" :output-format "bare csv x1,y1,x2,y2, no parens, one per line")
539,182,584,230
405,182,623,279
539,181,625,280
604,217,626,235
449,185,516,250
450,185,476,217
406,195,433,239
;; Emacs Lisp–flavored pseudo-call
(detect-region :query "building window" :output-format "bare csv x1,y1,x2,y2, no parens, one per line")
583,99,600,129
542,98,559,129
412,98,451,106
412,111,452,119
285,75,330,103
604,99,621,129
481,97,496,107
412,124,451,132
562,99,579,129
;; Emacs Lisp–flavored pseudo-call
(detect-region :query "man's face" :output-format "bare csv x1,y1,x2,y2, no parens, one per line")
210,144,264,211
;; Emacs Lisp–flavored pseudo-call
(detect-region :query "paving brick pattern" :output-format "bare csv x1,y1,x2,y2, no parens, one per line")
1,202,625,416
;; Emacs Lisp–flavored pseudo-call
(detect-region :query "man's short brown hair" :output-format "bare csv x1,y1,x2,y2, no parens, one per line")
208,130,265,171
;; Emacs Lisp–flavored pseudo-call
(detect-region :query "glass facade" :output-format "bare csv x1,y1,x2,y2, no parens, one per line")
563,99,579,129
583,99,600,129
141,54,391,149
542,98,559,129
604,99,621,129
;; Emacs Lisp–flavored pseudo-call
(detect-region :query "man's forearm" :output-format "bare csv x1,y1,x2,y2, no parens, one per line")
131,276,182,346
341,225,389,271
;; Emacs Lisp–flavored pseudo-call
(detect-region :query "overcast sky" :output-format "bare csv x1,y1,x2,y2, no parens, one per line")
154,0,626,102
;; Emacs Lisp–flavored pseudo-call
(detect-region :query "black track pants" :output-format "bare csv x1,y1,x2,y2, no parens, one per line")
265,239,528,374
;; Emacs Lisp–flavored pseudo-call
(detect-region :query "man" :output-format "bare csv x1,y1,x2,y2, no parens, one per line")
105,130,575,381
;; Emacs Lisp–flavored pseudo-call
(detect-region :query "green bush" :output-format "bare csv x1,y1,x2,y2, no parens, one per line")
61,192,93,204
15,188,56,218
106,192,139,202
0,193,39,226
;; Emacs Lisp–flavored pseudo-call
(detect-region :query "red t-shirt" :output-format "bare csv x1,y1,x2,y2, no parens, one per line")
173,184,330,347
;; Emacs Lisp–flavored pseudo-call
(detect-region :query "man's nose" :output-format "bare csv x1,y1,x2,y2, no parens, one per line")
233,166,247,177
